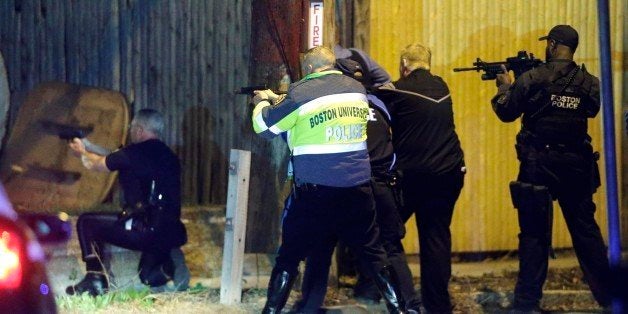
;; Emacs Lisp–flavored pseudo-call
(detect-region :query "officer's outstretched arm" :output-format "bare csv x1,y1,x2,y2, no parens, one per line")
251,91,297,140
69,138,111,172
82,138,112,156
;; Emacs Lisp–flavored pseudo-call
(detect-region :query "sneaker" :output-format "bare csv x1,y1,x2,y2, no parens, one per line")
66,273,109,296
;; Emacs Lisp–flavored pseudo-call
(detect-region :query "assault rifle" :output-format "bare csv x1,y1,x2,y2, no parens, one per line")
453,51,543,80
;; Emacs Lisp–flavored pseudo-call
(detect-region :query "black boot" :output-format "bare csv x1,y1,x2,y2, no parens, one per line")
372,265,406,314
66,272,109,296
354,273,381,304
262,269,296,314
170,247,190,291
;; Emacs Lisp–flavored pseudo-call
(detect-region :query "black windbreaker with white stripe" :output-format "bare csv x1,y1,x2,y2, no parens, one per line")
376,69,464,174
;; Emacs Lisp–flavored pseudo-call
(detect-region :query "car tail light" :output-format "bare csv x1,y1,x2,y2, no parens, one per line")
0,230,22,289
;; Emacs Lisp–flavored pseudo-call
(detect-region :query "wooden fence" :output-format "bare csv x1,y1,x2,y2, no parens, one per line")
0,0,290,252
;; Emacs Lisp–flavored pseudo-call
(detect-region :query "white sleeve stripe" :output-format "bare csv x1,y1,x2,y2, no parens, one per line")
269,125,283,134
255,112,285,135
379,86,451,103
254,113,269,132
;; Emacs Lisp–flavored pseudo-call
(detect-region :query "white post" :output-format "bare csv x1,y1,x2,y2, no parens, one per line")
220,149,251,304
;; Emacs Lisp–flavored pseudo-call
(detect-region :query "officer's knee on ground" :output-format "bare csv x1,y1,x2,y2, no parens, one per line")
139,248,190,291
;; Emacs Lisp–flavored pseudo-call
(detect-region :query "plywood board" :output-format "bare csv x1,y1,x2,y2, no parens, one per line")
0,81,129,212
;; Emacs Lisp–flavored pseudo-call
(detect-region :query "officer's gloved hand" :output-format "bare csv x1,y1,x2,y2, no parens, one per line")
68,138,86,157
495,64,512,88
264,89,280,102
252,90,270,105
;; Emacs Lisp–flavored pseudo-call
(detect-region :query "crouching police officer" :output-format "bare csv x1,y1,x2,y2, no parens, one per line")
66,109,189,296
491,25,611,312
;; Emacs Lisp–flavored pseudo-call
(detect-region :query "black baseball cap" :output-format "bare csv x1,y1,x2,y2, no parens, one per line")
539,25,579,50
335,58,364,82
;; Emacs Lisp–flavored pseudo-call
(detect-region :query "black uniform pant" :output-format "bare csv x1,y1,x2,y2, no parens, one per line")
76,212,169,273
274,183,388,287
513,143,611,308
400,165,465,314
297,177,420,311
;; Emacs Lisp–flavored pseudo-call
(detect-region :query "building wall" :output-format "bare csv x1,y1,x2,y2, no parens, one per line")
364,0,625,252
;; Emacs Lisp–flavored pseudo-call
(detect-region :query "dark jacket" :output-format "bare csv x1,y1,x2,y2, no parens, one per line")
377,69,464,174
106,139,186,248
366,94,395,175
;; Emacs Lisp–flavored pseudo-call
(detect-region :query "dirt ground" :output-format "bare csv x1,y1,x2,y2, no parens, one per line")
65,264,610,314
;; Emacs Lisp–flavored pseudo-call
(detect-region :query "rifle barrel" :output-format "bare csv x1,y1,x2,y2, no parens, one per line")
453,66,482,72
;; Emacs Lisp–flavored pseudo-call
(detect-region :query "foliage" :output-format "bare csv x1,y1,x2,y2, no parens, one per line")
56,287,153,312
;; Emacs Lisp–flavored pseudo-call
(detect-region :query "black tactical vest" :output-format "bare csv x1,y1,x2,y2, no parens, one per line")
522,62,591,144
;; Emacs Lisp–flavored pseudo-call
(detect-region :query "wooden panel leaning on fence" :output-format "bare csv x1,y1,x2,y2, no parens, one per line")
0,81,129,212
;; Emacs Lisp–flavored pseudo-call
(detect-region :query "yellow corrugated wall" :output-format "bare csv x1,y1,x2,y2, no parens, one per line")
366,0,625,252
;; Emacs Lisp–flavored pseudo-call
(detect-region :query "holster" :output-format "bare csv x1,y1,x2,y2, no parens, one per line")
118,202,159,232
384,170,404,210
510,181,555,258
509,181,551,210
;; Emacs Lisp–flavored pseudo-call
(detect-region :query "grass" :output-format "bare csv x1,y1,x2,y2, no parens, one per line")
56,287,154,312
54,283,262,314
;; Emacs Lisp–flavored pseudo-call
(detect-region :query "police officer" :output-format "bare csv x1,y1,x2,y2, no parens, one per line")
377,43,466,314
293,58,421,313
491,25,611,312
334,44,392,88
66,109,189,296
252,46,406,314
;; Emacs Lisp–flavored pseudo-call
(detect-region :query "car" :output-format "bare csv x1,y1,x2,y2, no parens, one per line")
0,186,71,314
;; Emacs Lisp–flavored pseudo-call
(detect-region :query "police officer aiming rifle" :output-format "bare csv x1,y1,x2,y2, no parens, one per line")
490,25,611,312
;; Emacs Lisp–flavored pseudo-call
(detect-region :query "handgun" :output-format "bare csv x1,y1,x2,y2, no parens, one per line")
40,120,94,141
234,85,286,95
